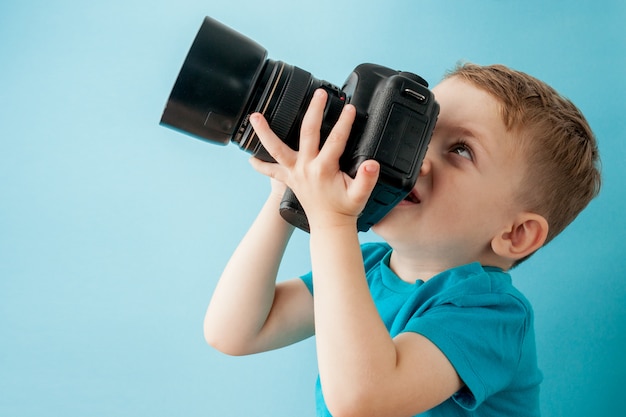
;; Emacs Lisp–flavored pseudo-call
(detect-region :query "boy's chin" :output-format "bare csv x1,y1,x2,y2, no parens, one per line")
370,212,402,236
371,204,422,239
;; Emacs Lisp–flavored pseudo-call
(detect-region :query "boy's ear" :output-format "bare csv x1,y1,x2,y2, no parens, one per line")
491,212,549,262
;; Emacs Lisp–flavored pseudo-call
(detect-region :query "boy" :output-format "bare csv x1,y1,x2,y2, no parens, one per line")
203,63,601,416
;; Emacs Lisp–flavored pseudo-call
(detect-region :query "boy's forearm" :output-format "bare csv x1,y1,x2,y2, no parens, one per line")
203,193,295,354
309,225,399,412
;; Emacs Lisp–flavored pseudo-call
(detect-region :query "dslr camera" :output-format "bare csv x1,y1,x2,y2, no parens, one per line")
161,17,439,232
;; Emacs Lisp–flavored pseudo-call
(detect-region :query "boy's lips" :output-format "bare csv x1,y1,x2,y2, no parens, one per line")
402,189,421,204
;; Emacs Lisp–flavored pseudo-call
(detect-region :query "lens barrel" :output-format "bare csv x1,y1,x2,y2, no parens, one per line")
160,17,268,144
161,17,346,162
236,61,346,162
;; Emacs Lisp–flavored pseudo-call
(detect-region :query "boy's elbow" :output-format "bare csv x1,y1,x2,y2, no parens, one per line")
324,383,422,417
326,399,373,417
203,320,248,356
323,385,381,417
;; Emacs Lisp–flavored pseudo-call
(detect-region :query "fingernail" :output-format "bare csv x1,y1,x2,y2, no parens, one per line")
365,163,379,173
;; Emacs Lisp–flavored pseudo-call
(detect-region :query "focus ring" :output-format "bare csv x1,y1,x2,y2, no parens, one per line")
320,91,345,140
270,66,312,144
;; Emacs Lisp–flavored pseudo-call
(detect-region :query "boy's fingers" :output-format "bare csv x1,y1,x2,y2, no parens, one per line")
249,113,295,167
298,89,326,157
319,104,356,162
349,160,380,205
249,156,286,182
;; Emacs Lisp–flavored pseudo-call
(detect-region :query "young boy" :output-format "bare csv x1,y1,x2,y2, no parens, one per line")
203,63,601,416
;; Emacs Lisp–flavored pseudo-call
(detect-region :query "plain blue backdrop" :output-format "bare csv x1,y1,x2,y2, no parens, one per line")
1,0,624,416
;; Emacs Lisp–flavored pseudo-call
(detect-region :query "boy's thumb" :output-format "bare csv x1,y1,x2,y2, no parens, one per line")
352,160,380,202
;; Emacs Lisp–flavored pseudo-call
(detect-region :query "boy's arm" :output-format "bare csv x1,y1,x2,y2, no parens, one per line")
203,187,314,356
309,226,462,416
249,90,462,416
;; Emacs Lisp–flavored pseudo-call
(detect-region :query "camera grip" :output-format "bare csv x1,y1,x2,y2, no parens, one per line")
279,188,310,232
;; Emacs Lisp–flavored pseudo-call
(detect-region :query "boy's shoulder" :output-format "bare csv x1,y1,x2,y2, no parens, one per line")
360,242,532,312
429,263,531,310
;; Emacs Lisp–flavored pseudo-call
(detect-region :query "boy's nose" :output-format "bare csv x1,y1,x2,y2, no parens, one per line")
419,155,432,176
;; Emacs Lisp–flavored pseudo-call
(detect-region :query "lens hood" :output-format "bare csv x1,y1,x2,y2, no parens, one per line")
160,17,268,144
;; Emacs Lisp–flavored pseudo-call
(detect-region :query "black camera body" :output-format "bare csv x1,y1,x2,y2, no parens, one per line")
161,17,439,232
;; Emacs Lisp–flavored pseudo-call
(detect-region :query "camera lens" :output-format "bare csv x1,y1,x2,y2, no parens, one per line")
161,17,439,233
235,60,346,162
160,17,268,145
161,17,346,162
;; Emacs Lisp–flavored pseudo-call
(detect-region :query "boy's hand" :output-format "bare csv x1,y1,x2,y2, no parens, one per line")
249,89,380,231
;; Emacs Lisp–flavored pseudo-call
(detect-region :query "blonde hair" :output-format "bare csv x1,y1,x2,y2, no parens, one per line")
446,63,601,264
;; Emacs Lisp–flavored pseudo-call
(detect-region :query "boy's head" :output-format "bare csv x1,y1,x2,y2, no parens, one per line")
446,63,601,266
373,63,601,274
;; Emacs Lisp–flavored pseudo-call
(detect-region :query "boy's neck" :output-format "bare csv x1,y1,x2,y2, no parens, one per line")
388,251,453,283
387,248,510,283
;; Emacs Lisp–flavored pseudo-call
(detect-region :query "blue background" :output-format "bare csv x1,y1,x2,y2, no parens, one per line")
1,1,624,416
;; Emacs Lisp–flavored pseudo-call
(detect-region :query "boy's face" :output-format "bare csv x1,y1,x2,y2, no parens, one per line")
373,76,526,270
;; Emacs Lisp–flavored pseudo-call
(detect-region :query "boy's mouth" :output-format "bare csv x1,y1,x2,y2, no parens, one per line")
403,190,421,204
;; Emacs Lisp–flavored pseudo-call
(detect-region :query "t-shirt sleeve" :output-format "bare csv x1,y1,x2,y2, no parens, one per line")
403,292,530,410
300,270,314,294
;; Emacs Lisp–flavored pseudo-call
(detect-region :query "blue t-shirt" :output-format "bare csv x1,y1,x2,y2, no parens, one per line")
300,242,542,417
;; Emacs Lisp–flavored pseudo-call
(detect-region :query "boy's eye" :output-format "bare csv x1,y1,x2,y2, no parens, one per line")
450,142,473,160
